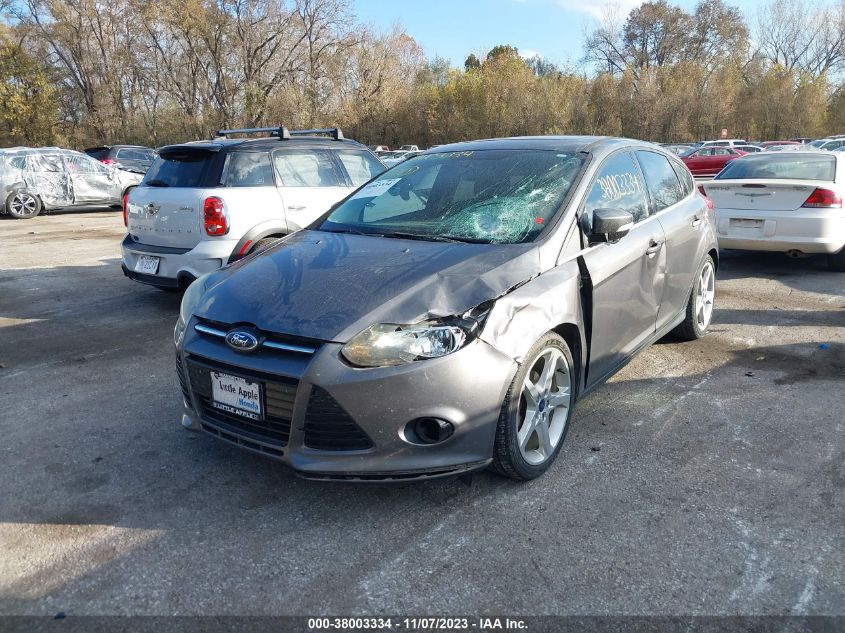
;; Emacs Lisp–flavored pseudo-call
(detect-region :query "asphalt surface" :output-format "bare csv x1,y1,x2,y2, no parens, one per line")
0,209,843,616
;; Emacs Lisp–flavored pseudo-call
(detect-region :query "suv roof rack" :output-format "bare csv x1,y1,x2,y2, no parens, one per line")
214,127,344,141
287,128,344,140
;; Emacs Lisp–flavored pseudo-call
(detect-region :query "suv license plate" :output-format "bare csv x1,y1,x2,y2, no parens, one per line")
210,371,263,420
135,255,160,274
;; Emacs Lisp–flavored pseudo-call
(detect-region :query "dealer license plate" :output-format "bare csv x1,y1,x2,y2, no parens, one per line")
134,255,160,274
210,371,263,420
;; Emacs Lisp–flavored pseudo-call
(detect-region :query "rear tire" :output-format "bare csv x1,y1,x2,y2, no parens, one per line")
828,248,845,272
672,254,716,341
6,191,41,219
491,332,575,481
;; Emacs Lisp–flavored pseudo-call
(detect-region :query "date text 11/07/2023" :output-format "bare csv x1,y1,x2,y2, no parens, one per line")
307,617,528,631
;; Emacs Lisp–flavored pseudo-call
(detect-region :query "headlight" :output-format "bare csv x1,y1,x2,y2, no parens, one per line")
341,322,468,367
178,273,213,327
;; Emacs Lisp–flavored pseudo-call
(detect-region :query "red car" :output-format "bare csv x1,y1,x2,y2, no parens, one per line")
681,147,747,177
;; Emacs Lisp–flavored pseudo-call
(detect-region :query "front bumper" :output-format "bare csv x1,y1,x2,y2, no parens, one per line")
715,207,845,254
177,320,518,481
121,235,236,287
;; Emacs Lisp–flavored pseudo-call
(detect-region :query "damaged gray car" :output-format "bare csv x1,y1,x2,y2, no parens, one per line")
0,147,143,219
175,136,718,481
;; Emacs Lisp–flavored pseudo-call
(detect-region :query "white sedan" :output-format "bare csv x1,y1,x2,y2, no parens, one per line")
702,152,845,270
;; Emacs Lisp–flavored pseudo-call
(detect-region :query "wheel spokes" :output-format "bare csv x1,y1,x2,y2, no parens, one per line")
537,349,559,393
535,418,553,459
523,378,541,408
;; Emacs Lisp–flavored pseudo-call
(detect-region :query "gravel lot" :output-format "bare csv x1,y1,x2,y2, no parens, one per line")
0,209,843,616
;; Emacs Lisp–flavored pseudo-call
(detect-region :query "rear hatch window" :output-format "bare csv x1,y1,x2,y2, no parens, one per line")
85,147,110,160
144,148,217,187
716,155,836,181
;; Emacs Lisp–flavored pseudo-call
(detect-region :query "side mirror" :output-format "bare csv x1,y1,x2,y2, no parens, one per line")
591,208,634,243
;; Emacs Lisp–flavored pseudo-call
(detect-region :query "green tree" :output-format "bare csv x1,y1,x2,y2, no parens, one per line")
0,39,58,145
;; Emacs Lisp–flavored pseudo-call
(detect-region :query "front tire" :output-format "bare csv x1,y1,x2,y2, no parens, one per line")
672,254,716,341
491,333,575,481
6,191,41,219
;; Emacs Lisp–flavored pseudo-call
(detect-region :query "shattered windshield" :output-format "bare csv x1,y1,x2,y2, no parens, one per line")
318,150,585,244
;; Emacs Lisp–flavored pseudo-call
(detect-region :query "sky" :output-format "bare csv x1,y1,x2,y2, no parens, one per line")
351,0,768,69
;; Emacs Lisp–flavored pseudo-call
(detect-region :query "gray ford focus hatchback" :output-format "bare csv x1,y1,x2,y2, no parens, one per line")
175,136,718,481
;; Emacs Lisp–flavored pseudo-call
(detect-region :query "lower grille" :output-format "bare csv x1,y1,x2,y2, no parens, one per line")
186,357,295,447
304,387,373,451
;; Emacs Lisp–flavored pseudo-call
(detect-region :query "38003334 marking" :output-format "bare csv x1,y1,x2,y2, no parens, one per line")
306,617,528,630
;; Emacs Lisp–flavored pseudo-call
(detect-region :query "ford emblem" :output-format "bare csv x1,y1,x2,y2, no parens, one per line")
225,330,259,353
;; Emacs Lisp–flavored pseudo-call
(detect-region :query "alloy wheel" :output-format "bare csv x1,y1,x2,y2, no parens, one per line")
10,193,38,217
517,346,572,466
695,260,715,330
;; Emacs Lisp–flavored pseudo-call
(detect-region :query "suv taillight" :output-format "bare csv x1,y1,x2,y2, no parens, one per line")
102,158,117,165
122,191,129,227
698,185,715,211
203,197,227,235
801,188,842,209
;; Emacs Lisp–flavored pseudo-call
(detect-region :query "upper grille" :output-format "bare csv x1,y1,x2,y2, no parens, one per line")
193,318,322,356
303,387,373,451
186,356,295,448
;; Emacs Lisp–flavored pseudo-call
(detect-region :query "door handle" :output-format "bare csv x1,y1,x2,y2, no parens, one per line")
287,205,306,211
692,213,703,228
645,239,664,257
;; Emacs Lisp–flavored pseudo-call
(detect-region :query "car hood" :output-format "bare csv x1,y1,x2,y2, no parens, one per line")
195,230,541,342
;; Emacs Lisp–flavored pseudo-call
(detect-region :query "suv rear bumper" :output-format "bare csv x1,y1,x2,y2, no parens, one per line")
121,235,236,287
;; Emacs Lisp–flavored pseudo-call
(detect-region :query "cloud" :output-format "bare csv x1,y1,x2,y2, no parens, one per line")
520,48,543,60
552,0,642,19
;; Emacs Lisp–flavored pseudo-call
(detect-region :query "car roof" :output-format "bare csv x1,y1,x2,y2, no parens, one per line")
0,146,86,157
421,136,656,155
85,144,153,151
158,136,369,154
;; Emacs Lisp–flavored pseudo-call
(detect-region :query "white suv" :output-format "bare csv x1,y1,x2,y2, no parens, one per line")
121,127,385,289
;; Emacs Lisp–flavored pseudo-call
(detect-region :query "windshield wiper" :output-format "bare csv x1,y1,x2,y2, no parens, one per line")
145,179,169,187
381,231,487,244
319,227,384,237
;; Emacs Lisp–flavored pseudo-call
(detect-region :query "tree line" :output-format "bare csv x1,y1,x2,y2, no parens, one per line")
0,0,844,149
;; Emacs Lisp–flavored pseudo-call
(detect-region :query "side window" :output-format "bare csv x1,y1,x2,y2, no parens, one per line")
32,154,66,173
9,156,26,170
635,151,684,212
714,148,730,156
671,160,694,196
581,152,649,231
272,149,343,187
223,152,274,187
117,148,149,161
65,154,108,175
335,149,385,186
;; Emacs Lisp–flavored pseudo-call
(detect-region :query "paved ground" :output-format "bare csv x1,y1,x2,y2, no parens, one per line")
0,210,842,616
